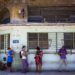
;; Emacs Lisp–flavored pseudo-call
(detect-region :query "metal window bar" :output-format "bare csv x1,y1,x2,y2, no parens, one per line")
56,33,58,53
38,33,39,47
73,33,74,54
27,33,29,50
0,35,1,50
4,34,6,53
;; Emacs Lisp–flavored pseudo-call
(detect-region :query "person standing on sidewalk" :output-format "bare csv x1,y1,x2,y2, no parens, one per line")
6,47,14,72
58,46,67,70
34,46,43,72
20,46,28,73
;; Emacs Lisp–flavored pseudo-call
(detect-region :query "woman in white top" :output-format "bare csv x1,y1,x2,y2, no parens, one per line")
20,46,28,73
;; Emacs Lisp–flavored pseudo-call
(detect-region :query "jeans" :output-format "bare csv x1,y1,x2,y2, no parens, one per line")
21,59,28,72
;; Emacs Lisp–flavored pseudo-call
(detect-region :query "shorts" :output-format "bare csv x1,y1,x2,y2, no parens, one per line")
7,62,12,67
35,60,42,65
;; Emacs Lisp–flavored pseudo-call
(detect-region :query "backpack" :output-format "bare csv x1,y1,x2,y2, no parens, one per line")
19,51,22,58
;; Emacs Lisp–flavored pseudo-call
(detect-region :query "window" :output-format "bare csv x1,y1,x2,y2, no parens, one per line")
0,35,4,49
64,33,75,49
0,34,10,50
28,33,48,49
28,6,75,23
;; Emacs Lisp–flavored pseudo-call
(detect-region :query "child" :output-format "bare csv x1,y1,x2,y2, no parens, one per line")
34,46,43,72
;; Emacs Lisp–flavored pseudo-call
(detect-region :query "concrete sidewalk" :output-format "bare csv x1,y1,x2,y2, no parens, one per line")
0,71,75,75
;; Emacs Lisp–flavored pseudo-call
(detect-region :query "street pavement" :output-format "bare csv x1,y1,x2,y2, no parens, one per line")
0,71,75,75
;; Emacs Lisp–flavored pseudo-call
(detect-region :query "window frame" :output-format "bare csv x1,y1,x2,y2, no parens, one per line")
0,34,10,51
27,33,48,49
64,33,75,49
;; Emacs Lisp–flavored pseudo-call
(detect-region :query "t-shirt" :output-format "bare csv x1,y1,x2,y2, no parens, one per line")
7,50,13,62
58,48,67,59
21,50,27,59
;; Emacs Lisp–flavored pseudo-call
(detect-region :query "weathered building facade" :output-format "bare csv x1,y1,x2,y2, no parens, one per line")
0,0,75,71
